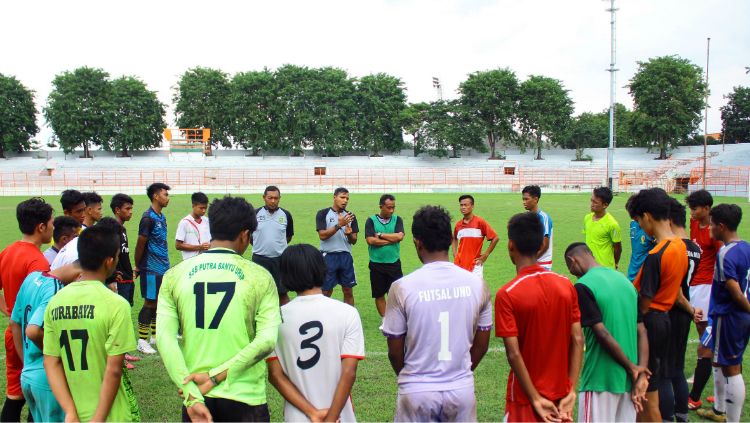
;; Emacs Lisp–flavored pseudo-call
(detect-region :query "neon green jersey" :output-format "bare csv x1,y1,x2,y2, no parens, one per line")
583,212,623,269
157,248,280,406
43,280,139,422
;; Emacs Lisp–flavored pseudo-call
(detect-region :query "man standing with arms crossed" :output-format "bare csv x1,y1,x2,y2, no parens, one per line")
317,187,358,306
522,185,554,270
452,194,498,278
365,194,404,318
252,186,294,306
583,187,622,270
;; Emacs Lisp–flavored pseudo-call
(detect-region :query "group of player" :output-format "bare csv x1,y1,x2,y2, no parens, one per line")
0,183,747,423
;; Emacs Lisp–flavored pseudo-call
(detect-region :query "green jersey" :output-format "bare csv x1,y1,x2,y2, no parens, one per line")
43,280,139,422
157,248,280,407
583,212,622,269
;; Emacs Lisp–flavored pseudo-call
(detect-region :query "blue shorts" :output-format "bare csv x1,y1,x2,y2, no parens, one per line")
323,252,356,291
701,316,715,350
21,379,64,423
711,313,750,366
140,272,163,301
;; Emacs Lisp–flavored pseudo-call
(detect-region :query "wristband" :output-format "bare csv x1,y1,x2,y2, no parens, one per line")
335,224,340,230
184,397,203,408
209,375,219,386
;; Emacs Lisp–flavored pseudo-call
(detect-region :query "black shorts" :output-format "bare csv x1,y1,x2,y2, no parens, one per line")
643,310,671,392
666,308,692,378
182,398,269,422
369,260,403,298
252,254,287,295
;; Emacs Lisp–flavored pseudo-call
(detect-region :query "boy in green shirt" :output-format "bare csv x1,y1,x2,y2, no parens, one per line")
583,187,623,269
158,196,280,422
43,217,139,422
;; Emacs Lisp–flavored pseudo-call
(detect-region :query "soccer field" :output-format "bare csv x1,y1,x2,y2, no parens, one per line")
0,192,749,421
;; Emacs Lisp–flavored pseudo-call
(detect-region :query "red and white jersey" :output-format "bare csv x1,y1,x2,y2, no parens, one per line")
453,215,497,272
268,294,364,422
690,219,722,286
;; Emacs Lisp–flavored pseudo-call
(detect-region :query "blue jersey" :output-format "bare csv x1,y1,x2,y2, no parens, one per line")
138,207,169,274
628,220,655,281
10,271,64,388
710,240,750,317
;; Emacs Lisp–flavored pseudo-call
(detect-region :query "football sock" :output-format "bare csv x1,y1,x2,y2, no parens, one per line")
150,317,157,338
0,397,26,422
725,374,745,422
713,367,727,414
138,306,155,340
690,357,712,401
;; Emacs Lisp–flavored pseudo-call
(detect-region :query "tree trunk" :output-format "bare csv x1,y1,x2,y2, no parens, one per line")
0,143,5,159
451,145,459,158
488,132,496,159
82,141,91,158
535,134,543,160
119,144,130,158
658,137,667,160
413,135,420,157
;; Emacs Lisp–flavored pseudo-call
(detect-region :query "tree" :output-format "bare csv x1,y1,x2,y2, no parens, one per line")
354,73,407,156
720,86,750,143
517,75,573,160
44,67,112,158
401,102,430,156
0,74,38,158
628,55,707,159
105,77,166,157
563,112,608,160
459,68,519,159
230,69,279,155
173,67,232,148
304,67,357,156
425,100,486,158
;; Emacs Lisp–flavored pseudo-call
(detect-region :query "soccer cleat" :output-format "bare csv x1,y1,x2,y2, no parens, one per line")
696,408,726,422
137,339,157,354
687,398,702,410
125,354,141,362
707,396,715,403
126,361,135,370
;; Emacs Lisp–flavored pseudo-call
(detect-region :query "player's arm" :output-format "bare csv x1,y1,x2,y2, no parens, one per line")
631,320,650,412
286,210,294,243
267,359,327,421
613,242,622,268
91,354,125,422
325,357,359,422
0,293,7,316
365,218,390,246
725,278,750,313
380,218,405,243
537,236,550,259
133,235,148,276
590,322,649,381
470,329,491,371
25,325,44,350
503,336,561,422
477,237,499,264
44,355,79,421
317,211,349,241
386,336,406,375
557,322,584,421
674,290,694,314
9,320,23,360
175,240,204,252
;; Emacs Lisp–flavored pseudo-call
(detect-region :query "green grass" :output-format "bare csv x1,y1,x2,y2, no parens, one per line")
0,192,749,421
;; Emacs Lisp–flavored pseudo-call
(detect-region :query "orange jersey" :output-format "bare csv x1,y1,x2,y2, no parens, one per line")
634,237,688,312
453,215,497,272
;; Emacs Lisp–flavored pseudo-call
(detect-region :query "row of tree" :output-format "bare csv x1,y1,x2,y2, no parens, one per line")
1,56,748,160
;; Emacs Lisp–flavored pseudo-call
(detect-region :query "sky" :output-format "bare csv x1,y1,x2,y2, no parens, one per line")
2,0,748,145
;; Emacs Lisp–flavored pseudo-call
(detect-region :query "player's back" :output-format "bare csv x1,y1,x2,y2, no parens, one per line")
711,240,750,316
383,261,492,393
271,294,364,422
0,241,49,309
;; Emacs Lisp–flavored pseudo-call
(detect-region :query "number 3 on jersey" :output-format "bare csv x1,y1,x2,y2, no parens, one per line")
297,321,323,370
193,282,236,329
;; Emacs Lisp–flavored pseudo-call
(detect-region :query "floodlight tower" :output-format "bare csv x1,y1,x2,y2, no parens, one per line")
433,77,443,101
606,0,619,190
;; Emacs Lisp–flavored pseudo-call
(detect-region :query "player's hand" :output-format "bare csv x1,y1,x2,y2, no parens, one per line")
474,254,488,266
306,408,329,422
64,411,80,423
628,363,651,384
337,214,349,228
107,282,118,293
186,402,213,422
133,267,140,279
344,225,353,235
114,271,123,283
693,307,704,323
201,243,210,251
322,410,342,423
183,372,216,396
631,373,649,412
532,396,561,422
557,391,576,422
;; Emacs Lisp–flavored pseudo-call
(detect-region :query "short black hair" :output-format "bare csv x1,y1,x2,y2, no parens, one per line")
334,187,349,197
77,217,121,271
458,194,475,205
191,192,209,206
412,206,452,252
564,242,592,258
508,212,544,257
625,188,671,220
686,189,714,208
264,186,280,196
17,198,54,235
379,194,395,206
522,185,542,199
60,189,84,212
147,183,170,201
53,216,81,243
710,204,743,231
280,244,327,292
593,186,613,205
110,193,134,213
668,198,687,228
208,196,257,241
82,191,103,207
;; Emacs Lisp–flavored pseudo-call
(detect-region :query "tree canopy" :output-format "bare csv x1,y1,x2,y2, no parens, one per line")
0,74,39,158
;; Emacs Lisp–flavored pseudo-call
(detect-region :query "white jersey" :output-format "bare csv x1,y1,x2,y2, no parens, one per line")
175,215,211,261
51,237,78,270
382,261,493,394
537,209,554,268
269,294,365,422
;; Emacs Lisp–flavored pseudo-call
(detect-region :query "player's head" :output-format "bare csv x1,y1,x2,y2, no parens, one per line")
507,212,543,264
280,244,327,293
333,187,349,210
458,194,474,216
379,194,396,219
591,186,613,213
686,189,714,221
17,198,54,243
60,189,85,224
411,205,452,262
564,242,596,278
52,216,81,248
82,191,103,223
263,186,281,211
191,192,209,218
110,193,134,222
709,203,742,243
147,182,170,208
668,197,687,229
625,188,671,237
208,196,257,255
77,217,121,277
521,185,541,211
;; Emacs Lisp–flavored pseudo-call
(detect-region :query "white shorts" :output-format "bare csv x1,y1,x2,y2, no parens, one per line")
472,264,484,280
578,391,635,423
689,284,711,322
395,386,476,422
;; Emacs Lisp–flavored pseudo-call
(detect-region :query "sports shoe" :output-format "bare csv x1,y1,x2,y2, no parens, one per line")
696,408,727,422
137,339,157,354
149,336,157,346
707,396,715,403
126,361,135,370
125,354,141,362
687,398,702,410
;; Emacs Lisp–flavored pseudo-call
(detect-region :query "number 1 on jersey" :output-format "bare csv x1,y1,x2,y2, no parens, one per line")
438,311,452,361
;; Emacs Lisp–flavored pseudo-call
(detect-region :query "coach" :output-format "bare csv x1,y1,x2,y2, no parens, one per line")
252,186,294,305
316,187,358,306
365,194,404,318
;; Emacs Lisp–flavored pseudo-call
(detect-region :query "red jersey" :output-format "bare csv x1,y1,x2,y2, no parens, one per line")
690,219,722,286
453,215,497,272
495,265,580,406
0,241,50,311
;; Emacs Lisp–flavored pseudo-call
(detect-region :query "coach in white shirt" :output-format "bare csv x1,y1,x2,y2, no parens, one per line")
175,192,211,261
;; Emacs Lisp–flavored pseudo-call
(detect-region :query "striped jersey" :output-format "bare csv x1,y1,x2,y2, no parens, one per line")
138,207,169,274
